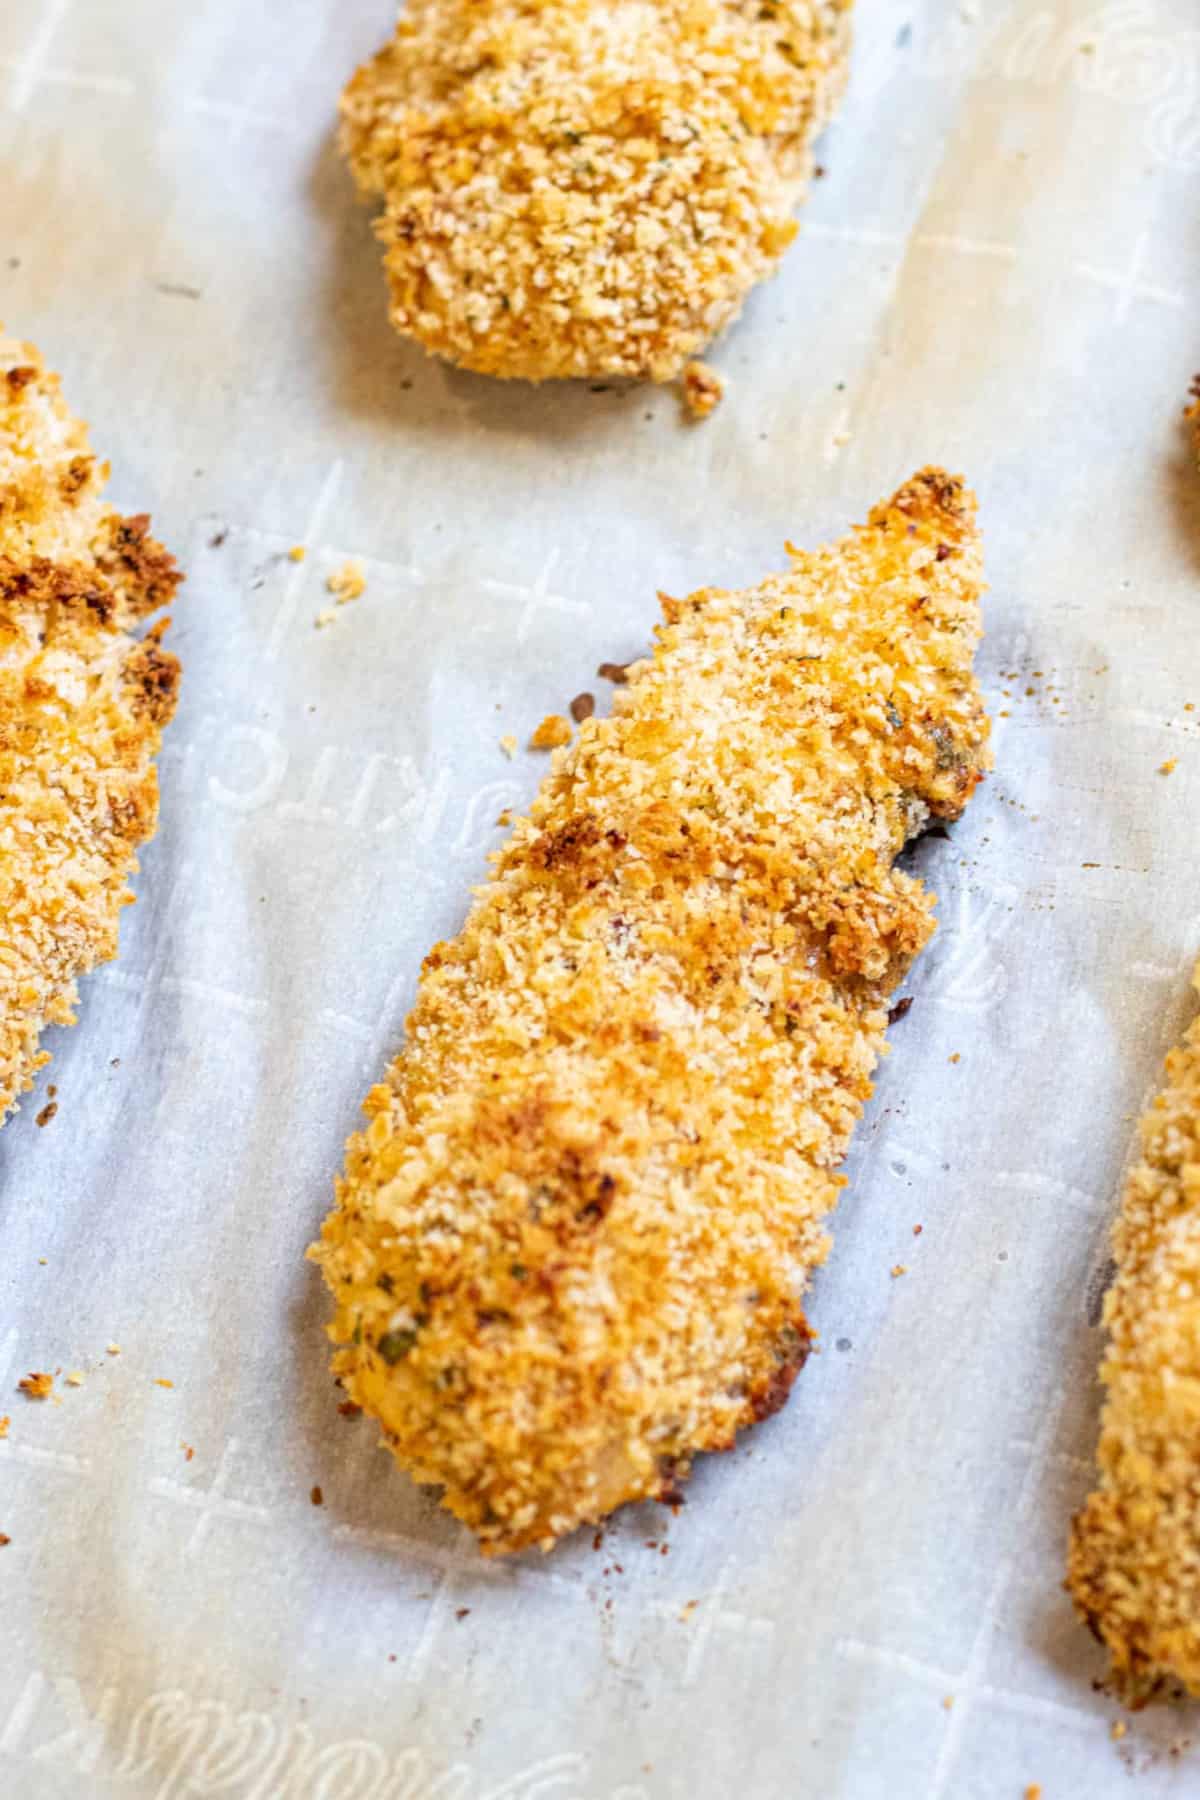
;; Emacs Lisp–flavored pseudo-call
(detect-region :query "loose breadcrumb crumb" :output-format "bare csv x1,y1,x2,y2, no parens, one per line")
0,1416,9,1439
340,0,853,382
0,1534,9,1548
314,607,338,630
1024,1786,1042,1800
1068,963,1200,1700
312,469,990,1553
1159,759,1177,776
0,333,182,1126
499,734,518,759
1111,1720,1127,1740
106,1343,121,1356
154,1377,174,1389
18,1373,52,1400
529,713,573,751
681,361,725,422
64,1371,83,1387
890,1265,907,1278
288,545,307,563
327,557,367,604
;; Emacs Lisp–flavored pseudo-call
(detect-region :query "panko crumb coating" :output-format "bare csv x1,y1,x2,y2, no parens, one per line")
340,0,854,382
313,469,990,1555
1068,968,1200,1702
0,333,182,1126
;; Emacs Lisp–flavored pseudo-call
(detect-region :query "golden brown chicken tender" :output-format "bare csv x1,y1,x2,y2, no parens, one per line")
340,0,853,382
312,469,990,1554
1068,969,1200,1702
0,333,182,1126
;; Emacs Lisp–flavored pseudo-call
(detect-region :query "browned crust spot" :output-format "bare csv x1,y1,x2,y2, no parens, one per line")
92,512,184,620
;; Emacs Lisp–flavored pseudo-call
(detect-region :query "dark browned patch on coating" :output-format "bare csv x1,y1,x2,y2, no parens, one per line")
94,513,184,616
0,555,114,625
530,814,605,872
749,1321,812,1423
125,636,181,727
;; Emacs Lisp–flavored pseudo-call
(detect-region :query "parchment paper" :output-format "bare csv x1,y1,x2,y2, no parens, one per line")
2,0,1200,1794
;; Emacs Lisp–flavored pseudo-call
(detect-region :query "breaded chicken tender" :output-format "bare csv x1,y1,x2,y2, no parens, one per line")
0,333,182,1126
313,469,990,1554
1068,968,1200,1701
340,0,853,382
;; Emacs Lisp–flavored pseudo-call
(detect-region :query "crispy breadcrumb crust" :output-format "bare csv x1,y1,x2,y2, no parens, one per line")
1068,967,1200,1701
312,469,990,1554
0,332,182,1125
340,0,853,382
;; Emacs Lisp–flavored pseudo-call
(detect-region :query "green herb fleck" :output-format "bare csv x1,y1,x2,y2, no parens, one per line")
377,1328,418,1365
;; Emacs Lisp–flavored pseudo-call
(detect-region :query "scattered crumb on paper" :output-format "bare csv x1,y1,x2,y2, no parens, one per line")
681,360,724,421
529,714,572,751
327,558,367,604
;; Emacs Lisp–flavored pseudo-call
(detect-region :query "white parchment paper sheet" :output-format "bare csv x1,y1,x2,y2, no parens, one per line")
2,0,1199,1794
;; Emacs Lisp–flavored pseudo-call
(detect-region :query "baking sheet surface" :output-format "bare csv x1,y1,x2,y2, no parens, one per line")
2,0,1200,1794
